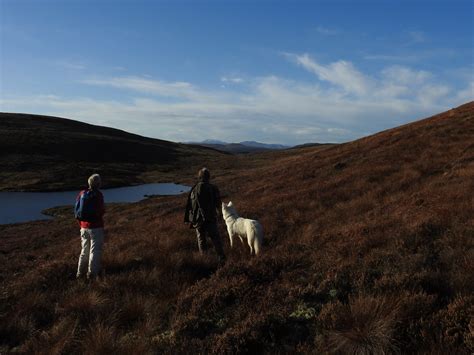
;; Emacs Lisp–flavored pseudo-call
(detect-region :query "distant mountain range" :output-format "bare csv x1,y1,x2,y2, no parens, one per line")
186,140,292,153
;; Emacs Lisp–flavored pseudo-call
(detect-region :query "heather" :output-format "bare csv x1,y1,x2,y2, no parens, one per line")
0,103,473,353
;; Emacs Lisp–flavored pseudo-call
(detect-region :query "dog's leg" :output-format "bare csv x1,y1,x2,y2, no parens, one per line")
253,238,260,255
227,227,234,248
254,223,263,255
238,235,244,244
247,234,254,255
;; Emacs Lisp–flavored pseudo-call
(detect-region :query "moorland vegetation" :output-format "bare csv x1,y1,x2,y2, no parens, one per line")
0,102,473,353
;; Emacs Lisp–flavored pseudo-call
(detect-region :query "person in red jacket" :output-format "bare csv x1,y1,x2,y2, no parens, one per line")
76,174,105,279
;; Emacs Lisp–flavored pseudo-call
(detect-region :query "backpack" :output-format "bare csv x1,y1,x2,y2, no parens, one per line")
184,183,205,228
74,190,99,221
191,186,205,225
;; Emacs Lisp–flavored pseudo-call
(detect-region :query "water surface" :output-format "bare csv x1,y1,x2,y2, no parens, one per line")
0,183,190,225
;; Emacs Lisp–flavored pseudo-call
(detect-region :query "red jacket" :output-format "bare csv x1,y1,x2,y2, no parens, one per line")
76,189,105,229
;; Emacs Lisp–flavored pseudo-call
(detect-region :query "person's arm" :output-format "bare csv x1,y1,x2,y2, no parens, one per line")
184,191,192,223
98,192,105,217
196,184,207,212
214,185,222,218
75,191,83,226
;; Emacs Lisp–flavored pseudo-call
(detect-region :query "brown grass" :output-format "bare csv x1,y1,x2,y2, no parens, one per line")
0,102,473,353
321,296,401,354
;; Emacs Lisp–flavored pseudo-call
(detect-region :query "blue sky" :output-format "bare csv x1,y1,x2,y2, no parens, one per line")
1,0,473,145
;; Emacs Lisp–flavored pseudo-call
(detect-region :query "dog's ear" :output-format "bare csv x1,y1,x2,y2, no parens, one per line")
228,201,233,206
222,202,225,207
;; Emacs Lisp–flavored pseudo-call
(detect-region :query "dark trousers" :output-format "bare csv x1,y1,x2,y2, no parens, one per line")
196,222,226,261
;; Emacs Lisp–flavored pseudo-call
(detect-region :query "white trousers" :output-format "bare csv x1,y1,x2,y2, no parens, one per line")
77,228,104,278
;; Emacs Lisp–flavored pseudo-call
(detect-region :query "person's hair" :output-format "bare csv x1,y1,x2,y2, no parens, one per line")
88,174,101,189
198,167,210,182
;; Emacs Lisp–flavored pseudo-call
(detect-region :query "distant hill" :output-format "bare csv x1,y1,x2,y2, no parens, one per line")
187,139,292,153
0,113,224,191
239,141,290,150
291,142,336,149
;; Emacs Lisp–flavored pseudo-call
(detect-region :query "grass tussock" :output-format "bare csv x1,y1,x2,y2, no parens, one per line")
320,296,400,354
0,102,473,353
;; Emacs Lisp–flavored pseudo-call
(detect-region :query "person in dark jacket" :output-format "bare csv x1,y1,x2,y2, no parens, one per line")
184,168,226,262
76,174,106,279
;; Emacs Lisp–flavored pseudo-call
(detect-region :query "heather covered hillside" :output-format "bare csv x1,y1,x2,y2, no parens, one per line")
0,103,473,353
0,113,225,191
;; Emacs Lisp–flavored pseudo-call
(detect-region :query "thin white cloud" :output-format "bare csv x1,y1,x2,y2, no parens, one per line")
381,65,432,85
221,76,244,83
364,54,420,62
408,31,426,43
416,84,451,108
56,60,86,70
82,76,225,102
454,82,474,103
82,76,194,97
289,53,373,96
364,48,459,63
315,26,339,36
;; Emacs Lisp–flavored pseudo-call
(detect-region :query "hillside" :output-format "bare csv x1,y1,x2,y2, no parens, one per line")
0,102,473,353
0,113,225,191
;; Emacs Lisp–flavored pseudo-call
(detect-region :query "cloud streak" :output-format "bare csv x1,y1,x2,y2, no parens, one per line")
82,77,202,100
221,76,244,84
408,30,426,43
56,60,86,70
315,26,340,36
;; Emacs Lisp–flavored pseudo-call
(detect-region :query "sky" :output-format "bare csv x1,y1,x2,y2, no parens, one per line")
1,0,473,145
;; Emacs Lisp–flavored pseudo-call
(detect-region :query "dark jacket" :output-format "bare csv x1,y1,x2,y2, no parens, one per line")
184,181,221,227
76,189,105,229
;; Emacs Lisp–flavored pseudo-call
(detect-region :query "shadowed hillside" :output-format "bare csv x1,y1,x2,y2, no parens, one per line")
0,103,472,353
0,113,225,191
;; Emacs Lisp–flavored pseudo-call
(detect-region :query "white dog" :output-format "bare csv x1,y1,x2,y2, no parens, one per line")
221,201,263,255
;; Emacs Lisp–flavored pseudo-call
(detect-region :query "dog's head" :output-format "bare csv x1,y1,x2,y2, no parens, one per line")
222,201,237,218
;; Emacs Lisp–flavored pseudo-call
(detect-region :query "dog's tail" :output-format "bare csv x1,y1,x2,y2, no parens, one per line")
252,222,264,255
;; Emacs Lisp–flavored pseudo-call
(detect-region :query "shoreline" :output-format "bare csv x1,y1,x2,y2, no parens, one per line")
0,178,193,193
0,182,191,226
